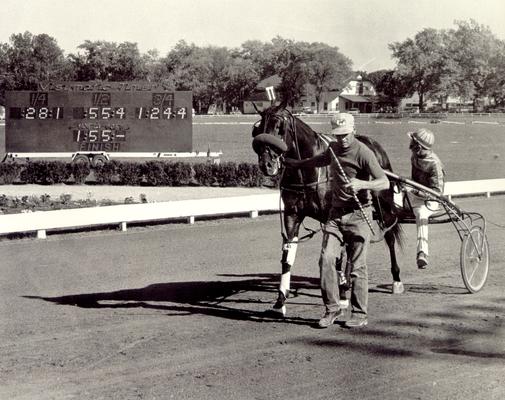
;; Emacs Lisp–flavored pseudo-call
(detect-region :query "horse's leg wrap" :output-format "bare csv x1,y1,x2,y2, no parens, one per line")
273,238,298,315
279,238,298,295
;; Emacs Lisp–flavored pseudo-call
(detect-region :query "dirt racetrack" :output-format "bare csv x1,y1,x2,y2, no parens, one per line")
1,196,504,400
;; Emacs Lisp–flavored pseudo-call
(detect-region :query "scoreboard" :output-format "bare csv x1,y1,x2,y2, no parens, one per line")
5,82,193,153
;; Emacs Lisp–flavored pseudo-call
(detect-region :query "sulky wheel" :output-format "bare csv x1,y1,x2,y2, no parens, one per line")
460,225,489,293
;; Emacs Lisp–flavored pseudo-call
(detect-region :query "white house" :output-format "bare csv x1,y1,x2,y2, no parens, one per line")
243,75,380,114
337,76,377,113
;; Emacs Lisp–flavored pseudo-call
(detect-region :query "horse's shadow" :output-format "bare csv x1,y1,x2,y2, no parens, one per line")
24,273,321,326
370,283,468,295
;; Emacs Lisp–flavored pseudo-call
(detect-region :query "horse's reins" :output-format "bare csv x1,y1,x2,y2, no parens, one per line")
271,111,322,242
285,111,309,195
279,112,329,191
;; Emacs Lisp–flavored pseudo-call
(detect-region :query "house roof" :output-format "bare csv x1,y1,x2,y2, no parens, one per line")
339,94,373,103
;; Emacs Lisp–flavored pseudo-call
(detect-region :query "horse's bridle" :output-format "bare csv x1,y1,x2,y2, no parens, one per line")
268,110,302,159
271,110,331,242
255,108,331,192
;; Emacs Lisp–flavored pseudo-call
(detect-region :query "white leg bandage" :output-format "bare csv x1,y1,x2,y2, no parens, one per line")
280,272,291,295
282,239,298,266
280,238,298,294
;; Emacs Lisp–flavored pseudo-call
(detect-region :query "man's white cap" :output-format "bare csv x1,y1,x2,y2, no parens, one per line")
329,113,355,135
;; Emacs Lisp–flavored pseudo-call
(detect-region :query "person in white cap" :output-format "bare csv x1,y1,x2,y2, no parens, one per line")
283,112,389,329
406,128,445,269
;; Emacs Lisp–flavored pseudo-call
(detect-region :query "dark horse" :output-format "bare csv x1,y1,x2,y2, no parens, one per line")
252,105,404,316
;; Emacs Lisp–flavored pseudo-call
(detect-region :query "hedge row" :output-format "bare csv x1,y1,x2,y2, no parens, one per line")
0,160,271,187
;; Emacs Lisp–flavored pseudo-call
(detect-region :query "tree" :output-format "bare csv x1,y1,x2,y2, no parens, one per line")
270,37,311,107
389,28,445,111
0,32,70,104
68,40,113,81
367,69,411,107
0,42,14,105
163,42,259,113
444,20,503,110
485,40,505,107
142,49,164,83
238,40,277,80
204,46,234,111
223,57,259,111
111,42,148,81
307,43,352,111
160,40,214,112
69,40,147,81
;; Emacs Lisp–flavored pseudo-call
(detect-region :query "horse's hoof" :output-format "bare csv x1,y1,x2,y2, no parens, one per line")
339,299,350,309
270,305,286,317
392,281,405,294
271,290,287,316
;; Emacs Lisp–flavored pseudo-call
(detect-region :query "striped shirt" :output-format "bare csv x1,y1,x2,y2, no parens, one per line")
411,151,445,193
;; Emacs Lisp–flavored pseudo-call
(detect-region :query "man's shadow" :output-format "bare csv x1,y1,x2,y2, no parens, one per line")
24,273,321,326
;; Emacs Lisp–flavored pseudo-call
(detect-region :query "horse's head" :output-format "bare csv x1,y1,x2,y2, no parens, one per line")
251,104,291,176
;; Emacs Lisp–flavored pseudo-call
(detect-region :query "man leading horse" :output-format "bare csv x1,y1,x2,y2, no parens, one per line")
283,113,389,328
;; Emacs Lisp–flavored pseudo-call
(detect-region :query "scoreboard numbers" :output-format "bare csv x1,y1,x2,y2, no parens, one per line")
5,83,193,153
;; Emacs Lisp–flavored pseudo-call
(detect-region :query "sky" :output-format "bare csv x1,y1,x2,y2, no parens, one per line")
2,0,505,72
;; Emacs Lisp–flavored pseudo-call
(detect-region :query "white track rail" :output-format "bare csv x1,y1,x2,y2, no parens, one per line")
0,179,504,239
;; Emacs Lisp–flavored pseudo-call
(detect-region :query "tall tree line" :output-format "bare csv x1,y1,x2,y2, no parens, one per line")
387,19,505,111
1,20,504,112
0,33,352,113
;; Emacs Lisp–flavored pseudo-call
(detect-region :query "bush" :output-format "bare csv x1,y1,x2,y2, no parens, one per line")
94,161,120,184
71,163,91,184
0,163,21,184
142,161,167,186
116,162,144,185
164,162,193,186
19,161,72,184
215,162,240,186
0,160,266,188
236,163,263,187
192,163,216,186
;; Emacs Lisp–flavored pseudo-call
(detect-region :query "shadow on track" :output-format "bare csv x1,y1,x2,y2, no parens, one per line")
24,273,321,326
370,283,468,295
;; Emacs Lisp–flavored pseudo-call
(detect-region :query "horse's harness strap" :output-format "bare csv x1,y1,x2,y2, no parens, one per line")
281,178,329,191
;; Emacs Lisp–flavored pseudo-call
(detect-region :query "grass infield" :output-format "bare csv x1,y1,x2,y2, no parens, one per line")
1,114,505,182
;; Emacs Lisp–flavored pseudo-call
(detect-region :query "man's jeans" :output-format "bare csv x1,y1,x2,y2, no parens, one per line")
319,206,372,316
